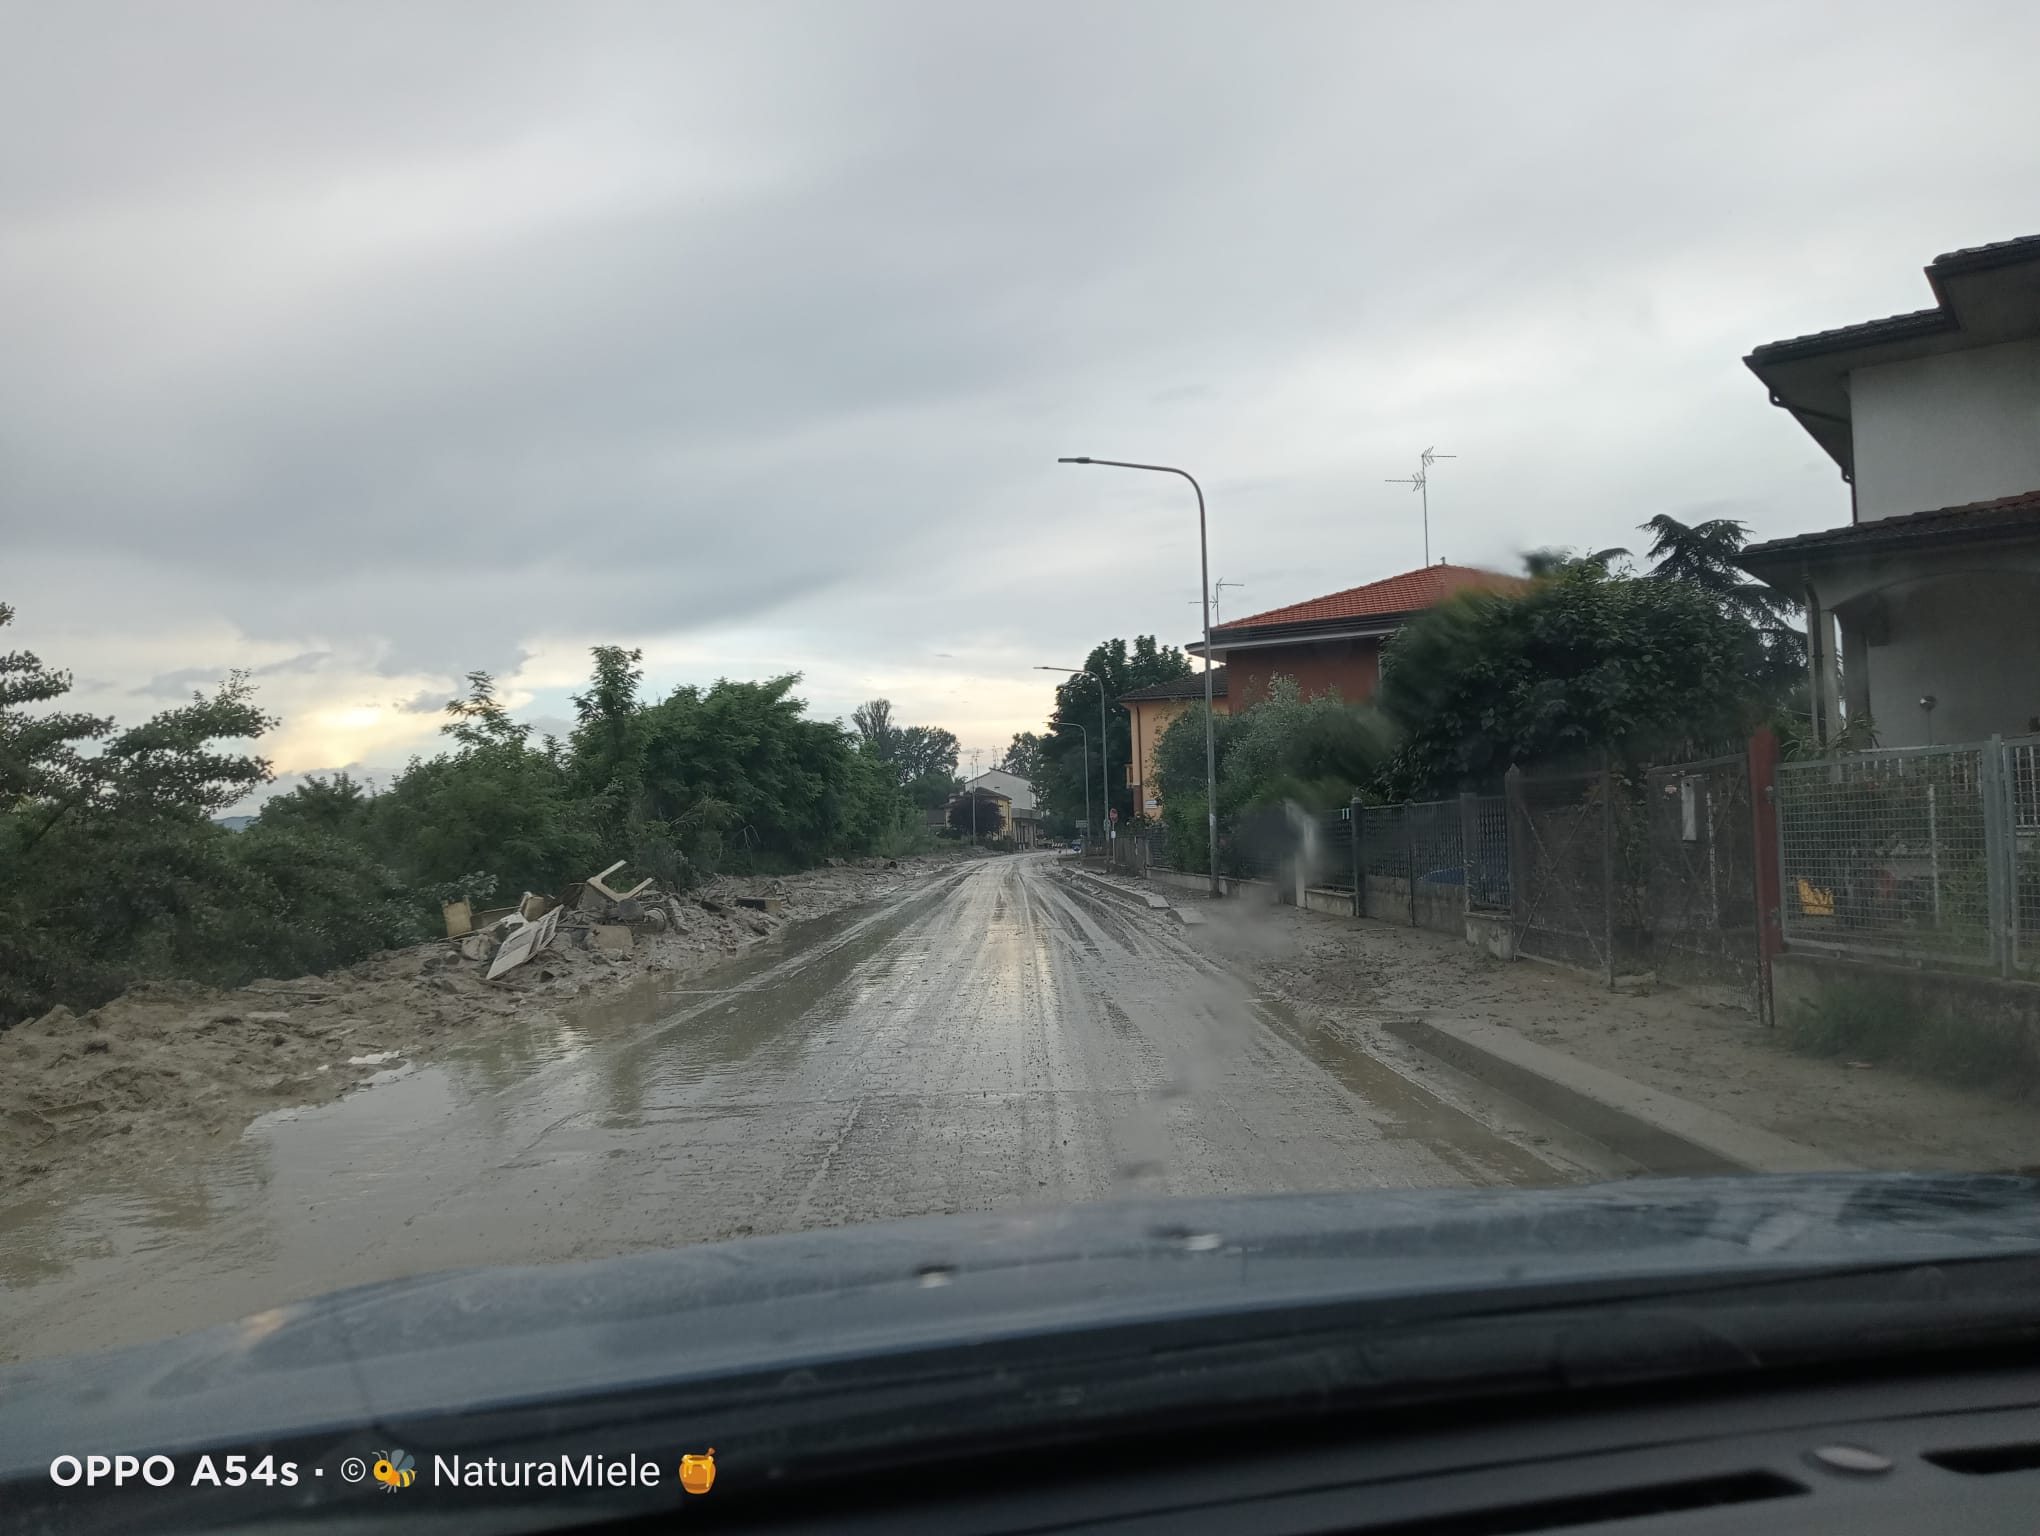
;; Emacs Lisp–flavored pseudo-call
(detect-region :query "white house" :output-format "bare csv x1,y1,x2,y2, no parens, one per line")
1739,234,2040,747
964,767,1042,847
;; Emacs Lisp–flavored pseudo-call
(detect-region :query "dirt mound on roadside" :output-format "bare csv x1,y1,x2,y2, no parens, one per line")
0,855,961,1201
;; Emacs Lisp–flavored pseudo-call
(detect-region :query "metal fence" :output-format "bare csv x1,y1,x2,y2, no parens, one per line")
1319,807,1356,892
1466,795,1512,911
1506,765,1630,982
1120,733,2040,1012
1350,796,1507,932
1776,736,2037,975
1646,754,1762,1006
2017,741,2040,974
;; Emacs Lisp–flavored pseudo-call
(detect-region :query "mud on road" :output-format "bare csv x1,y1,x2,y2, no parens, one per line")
0,856,965,1208
0,853,1600,1365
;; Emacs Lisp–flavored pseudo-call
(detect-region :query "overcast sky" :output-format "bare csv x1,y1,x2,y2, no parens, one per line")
5,1,2036,801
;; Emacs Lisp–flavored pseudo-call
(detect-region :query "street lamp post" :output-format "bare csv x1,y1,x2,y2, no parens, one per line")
1057,721,1092,847
1035,666,1109,848
1059,457,1221,896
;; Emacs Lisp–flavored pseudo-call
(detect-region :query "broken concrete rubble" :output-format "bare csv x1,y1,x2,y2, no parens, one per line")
1,853,965,1205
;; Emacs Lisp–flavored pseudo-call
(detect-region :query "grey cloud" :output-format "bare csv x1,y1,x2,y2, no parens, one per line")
6,0,2039,741
134,650,334,697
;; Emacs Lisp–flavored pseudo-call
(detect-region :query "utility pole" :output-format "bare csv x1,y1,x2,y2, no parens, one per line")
1384,447,1456,568
968,747,981,844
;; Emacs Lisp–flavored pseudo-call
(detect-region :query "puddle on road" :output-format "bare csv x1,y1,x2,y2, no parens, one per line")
0,879,963,1350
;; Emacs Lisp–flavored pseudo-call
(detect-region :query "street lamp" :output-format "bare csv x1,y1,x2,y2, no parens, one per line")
1036,665,1109,848
1059,457,1221,895
1054,720,1092,847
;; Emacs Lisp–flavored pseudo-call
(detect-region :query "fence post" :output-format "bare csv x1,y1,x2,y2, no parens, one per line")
1600,751,1616,990
1404,799,1418,927
1458,791,1479,921
1745,727,1781,1027
1505,766,1528,942
1984,736,2012,978
1350,796,1363,919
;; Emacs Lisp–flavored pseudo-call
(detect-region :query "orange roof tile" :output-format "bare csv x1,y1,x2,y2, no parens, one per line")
1214,564,1528,633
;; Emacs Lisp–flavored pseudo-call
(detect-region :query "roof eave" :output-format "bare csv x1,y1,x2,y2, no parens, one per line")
1202,608,1430,649
1736,510,2040,581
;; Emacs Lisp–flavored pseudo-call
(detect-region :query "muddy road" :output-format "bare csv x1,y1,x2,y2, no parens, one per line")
0,854,1596,1363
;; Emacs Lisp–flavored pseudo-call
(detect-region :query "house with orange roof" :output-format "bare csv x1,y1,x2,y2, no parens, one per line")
1189,563,1528,711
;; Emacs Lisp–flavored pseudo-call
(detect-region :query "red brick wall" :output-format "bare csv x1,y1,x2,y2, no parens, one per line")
1231,637,1381,708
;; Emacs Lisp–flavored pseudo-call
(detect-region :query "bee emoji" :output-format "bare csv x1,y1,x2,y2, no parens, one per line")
372,1451,416,1492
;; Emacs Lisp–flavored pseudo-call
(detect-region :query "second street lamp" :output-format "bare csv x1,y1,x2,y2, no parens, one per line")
1059,457,1221,895
1055,721,1091,847
1036,665,1109,848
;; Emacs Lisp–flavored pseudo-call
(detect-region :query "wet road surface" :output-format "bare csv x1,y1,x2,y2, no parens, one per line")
0,855,1579,1362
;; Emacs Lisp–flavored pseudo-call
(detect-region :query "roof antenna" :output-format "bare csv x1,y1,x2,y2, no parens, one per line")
1385,447,1456,568
1189,577,1244,626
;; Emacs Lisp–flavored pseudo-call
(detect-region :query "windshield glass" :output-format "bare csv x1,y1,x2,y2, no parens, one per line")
5,0,2040,1496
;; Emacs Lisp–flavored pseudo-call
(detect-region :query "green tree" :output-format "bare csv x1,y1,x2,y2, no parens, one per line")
258,770,374,835
1001,731,1045,785
1639,512,1806,695
948,787,1005,840
1035,636,1192,831
1375,563,1765,797
850,698,897,759
0,601,933,1023
892,724,958,784
1150,684,1388,868
569,644,648,850
1,602,419,1022
365,673,602,902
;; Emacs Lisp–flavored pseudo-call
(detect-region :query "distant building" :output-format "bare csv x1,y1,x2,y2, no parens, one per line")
1119,667,1228,820
964,768,1041,847
1737,233,2040,746
1192,564,1527,710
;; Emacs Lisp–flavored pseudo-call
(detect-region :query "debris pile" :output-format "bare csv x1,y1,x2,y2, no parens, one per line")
0,853,961,1202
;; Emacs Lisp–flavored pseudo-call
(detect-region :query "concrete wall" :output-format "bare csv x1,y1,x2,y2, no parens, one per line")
1231,637,1381,709
1850,339,2040,520
1149,866,1267,900
1464,910,1517,961
1833,565,2040,744
1773,951,2040,1080
1302,886,1357,918
1360,875,1463,934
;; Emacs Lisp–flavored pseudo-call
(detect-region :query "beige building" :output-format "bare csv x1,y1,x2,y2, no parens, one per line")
1119,668,1228,821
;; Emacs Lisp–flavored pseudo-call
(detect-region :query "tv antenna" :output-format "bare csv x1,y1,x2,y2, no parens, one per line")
1384,447,1456,568
1188,576,1244,626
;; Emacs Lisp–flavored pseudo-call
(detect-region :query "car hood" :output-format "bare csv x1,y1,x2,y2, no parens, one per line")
3,1173,2038,1475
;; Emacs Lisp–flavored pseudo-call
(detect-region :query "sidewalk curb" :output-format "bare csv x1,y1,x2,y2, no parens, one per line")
1375,1013,1845,1177
1064,868,1172,916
